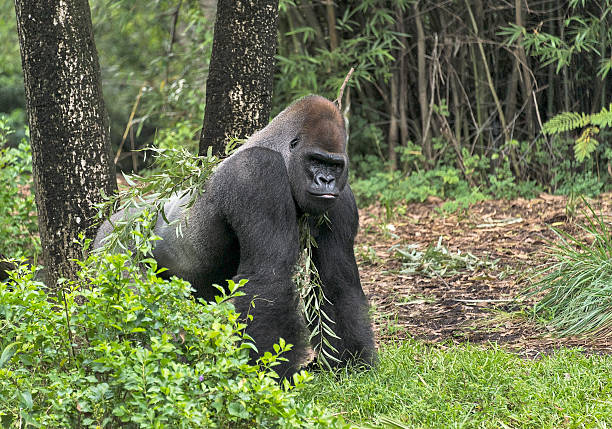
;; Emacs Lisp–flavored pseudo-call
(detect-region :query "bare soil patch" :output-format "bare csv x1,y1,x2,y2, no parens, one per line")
357,193,612,356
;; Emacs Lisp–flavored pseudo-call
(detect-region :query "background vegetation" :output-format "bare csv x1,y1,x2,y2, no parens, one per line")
2,0,611,204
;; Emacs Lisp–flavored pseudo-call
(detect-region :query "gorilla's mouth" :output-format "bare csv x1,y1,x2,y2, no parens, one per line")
309,192,338,199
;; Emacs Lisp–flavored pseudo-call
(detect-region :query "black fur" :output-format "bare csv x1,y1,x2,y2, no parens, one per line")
94,95,375,377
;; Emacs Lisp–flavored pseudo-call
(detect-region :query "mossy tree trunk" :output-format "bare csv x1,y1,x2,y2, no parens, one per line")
14,0,117,286
199,0,279,156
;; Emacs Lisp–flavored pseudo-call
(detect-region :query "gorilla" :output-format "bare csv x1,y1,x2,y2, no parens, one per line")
94,95,375,377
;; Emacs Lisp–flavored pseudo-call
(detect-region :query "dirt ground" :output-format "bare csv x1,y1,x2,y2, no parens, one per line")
357,193,612,357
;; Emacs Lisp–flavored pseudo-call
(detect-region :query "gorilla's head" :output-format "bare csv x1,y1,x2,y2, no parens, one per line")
285,96,349,215
245,95,350,215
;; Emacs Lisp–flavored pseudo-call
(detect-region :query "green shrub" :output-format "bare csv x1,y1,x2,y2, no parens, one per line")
0,119,39,258
351,167,489,214
0,245,348,428
529,203,612,337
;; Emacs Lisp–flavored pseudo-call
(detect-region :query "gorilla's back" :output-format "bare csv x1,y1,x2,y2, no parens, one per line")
151,182,241,300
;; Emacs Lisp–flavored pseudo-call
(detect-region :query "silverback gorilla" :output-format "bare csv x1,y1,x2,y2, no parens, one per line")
94,95,376,377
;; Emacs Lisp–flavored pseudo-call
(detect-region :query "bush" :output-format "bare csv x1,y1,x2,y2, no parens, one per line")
0,245,348,428
351,167,489,214
0,119,39,258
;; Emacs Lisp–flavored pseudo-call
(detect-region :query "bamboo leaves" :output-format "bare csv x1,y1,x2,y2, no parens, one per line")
294,215,340,370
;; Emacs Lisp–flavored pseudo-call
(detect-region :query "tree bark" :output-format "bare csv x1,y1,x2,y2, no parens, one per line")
15,0,117,285
199,0,279,156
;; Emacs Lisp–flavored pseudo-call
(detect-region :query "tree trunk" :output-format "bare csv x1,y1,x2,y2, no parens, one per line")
414,1,432,165
15,0,117,286
397,5,409,167
515,0,534,139
199,0,279,156
324,0,338,51
388,72,399,171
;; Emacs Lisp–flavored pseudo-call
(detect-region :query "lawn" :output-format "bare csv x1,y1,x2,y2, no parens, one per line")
299,340,612,428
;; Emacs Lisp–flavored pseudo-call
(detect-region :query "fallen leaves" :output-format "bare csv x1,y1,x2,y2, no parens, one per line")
357,193,612,356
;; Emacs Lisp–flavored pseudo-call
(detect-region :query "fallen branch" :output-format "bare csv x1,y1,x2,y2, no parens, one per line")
335,67,354,110
452,298,514,304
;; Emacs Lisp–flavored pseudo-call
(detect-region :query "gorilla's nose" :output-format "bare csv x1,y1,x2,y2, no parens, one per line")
314,173,335,187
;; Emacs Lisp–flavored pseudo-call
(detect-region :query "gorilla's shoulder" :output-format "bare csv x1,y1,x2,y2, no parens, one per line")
209,146,290,203
217,146,287,182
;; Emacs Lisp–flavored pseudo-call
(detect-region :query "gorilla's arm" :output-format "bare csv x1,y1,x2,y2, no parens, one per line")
309,186,376,367
218,147,309,378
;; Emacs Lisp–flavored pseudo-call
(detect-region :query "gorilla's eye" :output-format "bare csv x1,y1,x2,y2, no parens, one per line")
290,137,300,150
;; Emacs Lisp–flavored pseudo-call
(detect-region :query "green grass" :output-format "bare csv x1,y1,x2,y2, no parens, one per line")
297,341,612,428
530,205,612,336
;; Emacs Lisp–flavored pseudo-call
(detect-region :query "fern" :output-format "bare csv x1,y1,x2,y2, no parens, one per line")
543,104,612,161
542,111,592,134
590,104,612,128
574,127,599,162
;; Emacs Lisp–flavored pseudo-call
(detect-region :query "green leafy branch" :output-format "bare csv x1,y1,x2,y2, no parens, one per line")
542,104,612,162
94,143,237,256
294,215,341,370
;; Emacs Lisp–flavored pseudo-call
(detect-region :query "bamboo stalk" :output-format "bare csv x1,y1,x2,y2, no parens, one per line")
414,1,432,164
115,85,145,165
465,0,520,176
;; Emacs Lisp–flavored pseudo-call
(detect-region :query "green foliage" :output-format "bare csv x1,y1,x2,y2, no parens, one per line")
502,0,612,164
351,167,491,214
529,203,612,337
95,143,227,256
275,0,402,103
551,168,605,197
543,104,612,161
152,120,202,159
0,244,348,428
0,120,39,258
0,1,24,134
274,0,403,162
91,0,215,162
501,0,612,76
298,341,612,427
487,160,542,201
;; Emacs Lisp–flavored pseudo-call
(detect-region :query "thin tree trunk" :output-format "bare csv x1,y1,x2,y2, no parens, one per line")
15,0,117,285
397,5,409,167
546,13,555,119
388,72,399,171
465,0,519,176
592,16,608,112
451,65,463,155
504,55,519,133
559,4,570,111
414,1,432,164
515,0,534,139
324,0,338,51
199,0,279,156
468,43,485,150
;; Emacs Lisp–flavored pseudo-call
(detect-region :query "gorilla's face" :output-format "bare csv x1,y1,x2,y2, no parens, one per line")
288,118,348,215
